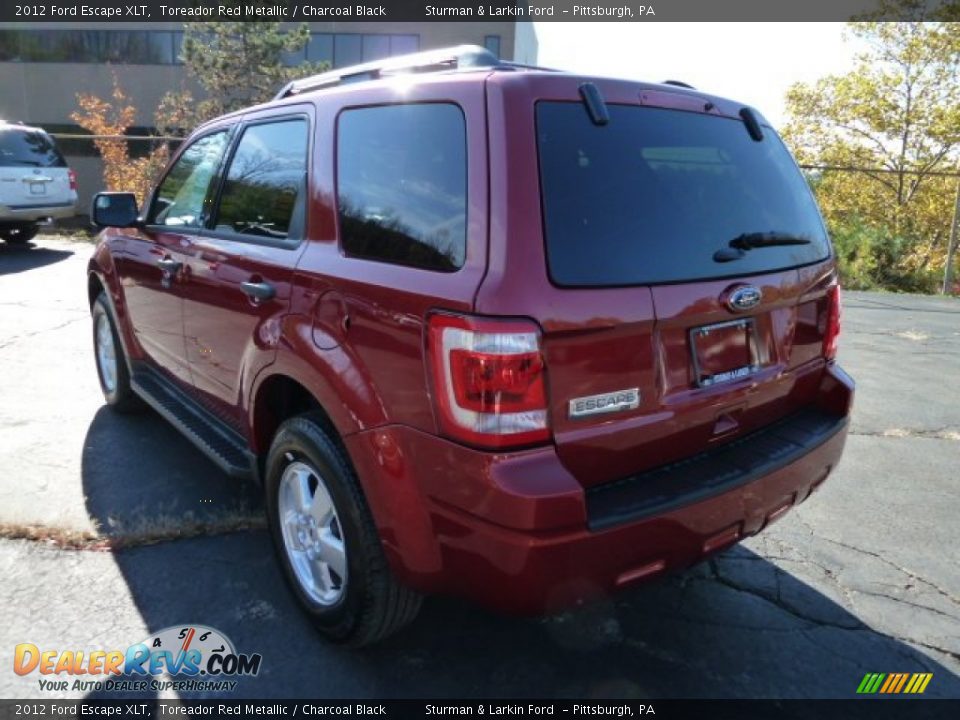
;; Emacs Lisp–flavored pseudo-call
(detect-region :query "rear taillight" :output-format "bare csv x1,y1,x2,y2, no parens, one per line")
824,284,841,360
428,314,550,449
67,169,77,191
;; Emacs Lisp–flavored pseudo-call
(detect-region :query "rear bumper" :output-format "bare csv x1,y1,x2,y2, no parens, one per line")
346,363,854,614
1,200,77,223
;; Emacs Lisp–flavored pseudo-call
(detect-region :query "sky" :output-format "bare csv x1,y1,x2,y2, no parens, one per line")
533,23,862,129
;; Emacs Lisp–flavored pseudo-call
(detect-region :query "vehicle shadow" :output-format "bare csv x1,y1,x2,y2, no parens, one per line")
0,240,74,275
81,406,960,700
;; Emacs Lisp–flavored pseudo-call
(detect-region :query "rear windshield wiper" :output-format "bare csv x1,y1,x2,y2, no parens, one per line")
714,232,811,262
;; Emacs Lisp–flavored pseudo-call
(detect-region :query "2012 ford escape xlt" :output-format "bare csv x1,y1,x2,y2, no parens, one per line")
86,46,853,646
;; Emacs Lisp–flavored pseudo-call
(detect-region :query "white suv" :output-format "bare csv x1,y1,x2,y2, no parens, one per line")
0,122,78,244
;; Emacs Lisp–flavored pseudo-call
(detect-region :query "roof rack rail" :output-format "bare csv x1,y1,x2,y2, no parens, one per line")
275,44,501,100
663,80,696,89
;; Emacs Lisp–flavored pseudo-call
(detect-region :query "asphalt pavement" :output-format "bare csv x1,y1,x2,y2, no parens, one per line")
1,235,958,700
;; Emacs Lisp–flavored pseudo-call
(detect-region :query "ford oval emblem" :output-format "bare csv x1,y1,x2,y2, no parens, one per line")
726,285,762,312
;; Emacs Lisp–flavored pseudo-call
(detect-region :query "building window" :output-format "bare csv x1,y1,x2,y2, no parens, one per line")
361,34,389,62
390,35,419,56
0,30,419,68
333,34,362,68
283,33,420,68
484,35,502,59
172,32,184,64
306,34,334,65
0,29,180,65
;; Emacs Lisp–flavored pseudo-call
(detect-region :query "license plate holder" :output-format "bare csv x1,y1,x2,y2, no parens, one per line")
690,317,760,388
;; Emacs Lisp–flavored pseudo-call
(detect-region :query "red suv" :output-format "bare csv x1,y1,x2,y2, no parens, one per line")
88,46,853,646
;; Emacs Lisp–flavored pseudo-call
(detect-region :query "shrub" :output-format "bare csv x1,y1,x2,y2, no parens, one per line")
71,76,173,207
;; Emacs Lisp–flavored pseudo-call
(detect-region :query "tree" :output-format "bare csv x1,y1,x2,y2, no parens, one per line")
782,17,960,291
71,76,183,206
161,4,327,130
73,6,326,215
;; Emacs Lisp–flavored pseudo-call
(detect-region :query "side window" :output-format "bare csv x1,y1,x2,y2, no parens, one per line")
149,131,229,228
213,119,308,240
337,104,467,272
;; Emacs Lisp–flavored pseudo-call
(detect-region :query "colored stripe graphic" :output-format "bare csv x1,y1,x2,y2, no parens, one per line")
857,672,932,694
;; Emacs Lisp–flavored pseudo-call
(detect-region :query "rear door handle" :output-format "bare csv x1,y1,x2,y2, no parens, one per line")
156,258,182,273
240,281,276,301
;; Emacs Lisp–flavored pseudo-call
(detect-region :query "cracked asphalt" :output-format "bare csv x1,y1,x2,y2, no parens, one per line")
1,236,958,699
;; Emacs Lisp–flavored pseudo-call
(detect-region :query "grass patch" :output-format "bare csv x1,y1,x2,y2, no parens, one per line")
0,509,266,552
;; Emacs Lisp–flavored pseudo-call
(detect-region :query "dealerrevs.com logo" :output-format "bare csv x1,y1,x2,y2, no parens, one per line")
14,625,262,693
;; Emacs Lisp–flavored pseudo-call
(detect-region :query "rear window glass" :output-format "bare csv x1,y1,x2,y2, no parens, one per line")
536,103,830,286
0,128,66,168
337,103,467,272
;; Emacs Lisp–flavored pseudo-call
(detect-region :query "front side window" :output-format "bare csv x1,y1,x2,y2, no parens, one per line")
149,130,229,228
337,104,467,272
213,119,308,240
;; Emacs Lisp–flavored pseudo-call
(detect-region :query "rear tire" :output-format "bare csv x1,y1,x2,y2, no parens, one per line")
265,413,422,646
1,224,39,244
92,293,142,413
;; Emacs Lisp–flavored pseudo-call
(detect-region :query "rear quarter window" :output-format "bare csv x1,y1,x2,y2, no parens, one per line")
336,103,467,272
0,128,67,168
536,102,831,286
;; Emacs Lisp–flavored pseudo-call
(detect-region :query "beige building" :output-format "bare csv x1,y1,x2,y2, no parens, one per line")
0,21,537,210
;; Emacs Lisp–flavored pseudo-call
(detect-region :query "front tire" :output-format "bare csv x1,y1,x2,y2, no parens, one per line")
265,414,422,646
92,293,141,413
1,224,39,244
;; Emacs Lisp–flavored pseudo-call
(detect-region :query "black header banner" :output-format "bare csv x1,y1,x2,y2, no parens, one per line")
0,0,958,23
0,700,958,720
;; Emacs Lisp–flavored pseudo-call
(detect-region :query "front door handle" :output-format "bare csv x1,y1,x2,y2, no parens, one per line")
156,257,182,273
240,281,276,301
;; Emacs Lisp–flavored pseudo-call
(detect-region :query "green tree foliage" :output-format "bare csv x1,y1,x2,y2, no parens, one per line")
159,2,327,131
782,15,960,292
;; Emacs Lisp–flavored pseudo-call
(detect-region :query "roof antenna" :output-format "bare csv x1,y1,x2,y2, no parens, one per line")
739,107,764,142
579,83,609,126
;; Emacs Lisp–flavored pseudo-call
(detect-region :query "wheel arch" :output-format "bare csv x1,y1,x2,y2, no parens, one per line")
248,367,441,588
87,271,106,310
250,373,341,458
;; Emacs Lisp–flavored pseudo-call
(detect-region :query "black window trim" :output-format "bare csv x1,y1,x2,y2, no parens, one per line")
333,100,469,273
143,125,236,233
200,111,313,251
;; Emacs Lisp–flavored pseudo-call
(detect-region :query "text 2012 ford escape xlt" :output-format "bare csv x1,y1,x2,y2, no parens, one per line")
87,46,853,646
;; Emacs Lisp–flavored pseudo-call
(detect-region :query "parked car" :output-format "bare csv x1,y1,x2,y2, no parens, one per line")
0,121,77,243
87,46,854,646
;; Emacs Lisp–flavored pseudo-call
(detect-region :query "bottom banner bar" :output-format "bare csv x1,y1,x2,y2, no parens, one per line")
0,699,957,720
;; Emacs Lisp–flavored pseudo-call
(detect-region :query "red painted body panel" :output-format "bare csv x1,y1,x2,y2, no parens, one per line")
89,66,854,615
116,227,194,386
346,365,852,614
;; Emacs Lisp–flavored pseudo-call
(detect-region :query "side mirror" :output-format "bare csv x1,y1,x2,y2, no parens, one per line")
91,192,142,229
